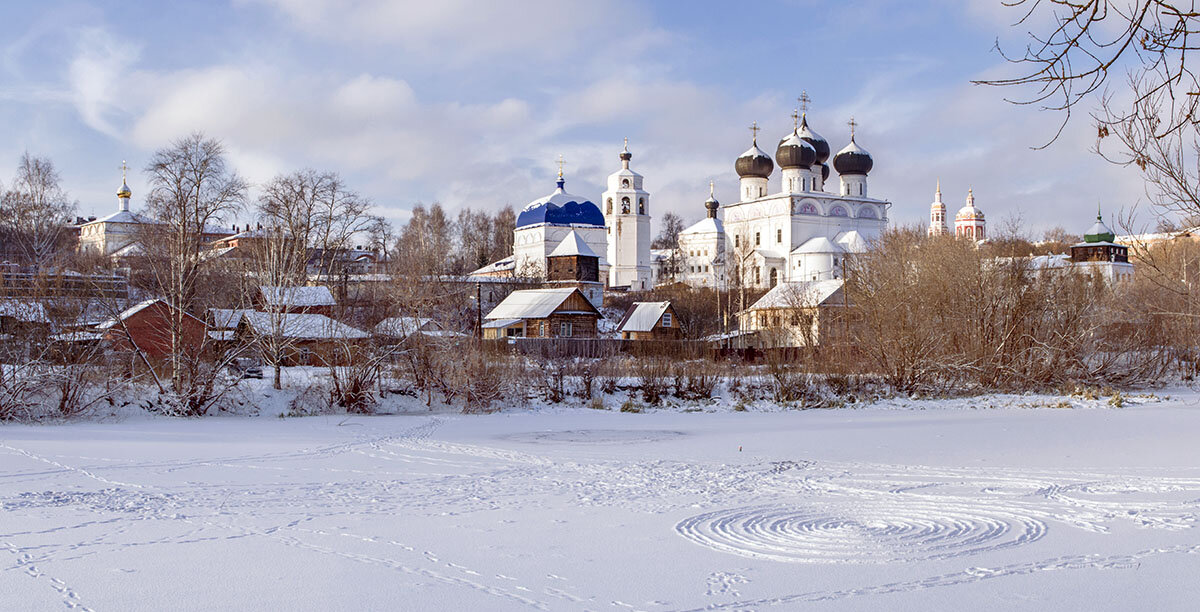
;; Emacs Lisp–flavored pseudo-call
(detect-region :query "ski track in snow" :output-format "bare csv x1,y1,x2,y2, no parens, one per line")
3,414,1200,609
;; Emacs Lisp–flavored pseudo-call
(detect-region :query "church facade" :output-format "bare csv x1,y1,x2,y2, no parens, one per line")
719,111,888,289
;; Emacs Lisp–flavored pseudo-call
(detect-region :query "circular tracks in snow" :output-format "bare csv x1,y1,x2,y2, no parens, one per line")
675,501,1047,564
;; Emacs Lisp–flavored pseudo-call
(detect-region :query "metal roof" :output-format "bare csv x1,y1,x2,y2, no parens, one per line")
241,312,368,340
483,288,598,321
745,280,845,311
617,301,671,333
548,230,598,258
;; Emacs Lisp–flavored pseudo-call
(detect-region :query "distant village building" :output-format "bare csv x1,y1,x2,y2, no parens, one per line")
1006,210,1134,285
677,183,725,288
602,140,652,289
509,162,609,280
928,181,948,236
96,299,207,369
544,230,604,308
723,108,887,290
76,167,153,256
237,312,368,366
616,301,680,340
481,287,601,339
736,279,849,348
953,189,986,240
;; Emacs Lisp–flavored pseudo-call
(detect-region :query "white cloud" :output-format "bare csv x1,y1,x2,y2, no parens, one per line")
67,28,139,138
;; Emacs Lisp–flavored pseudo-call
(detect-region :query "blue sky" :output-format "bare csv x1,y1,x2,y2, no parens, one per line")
0,0,1152,236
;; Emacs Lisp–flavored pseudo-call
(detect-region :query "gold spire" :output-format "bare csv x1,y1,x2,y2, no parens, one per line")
709,180,715,197
556,154,566,179
623,136,629,153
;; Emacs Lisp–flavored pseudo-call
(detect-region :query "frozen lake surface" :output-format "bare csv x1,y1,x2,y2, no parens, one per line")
4,393,1200,610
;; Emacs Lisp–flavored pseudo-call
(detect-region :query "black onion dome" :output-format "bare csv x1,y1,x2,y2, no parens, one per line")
775,131,816,169
820,163,830,182
833,138,873,175
798,115,830,164
735,141,774,178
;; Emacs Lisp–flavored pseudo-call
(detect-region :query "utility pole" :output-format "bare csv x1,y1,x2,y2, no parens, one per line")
476,282,482,339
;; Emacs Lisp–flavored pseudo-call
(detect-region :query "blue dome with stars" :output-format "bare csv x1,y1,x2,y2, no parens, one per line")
515,178,605,229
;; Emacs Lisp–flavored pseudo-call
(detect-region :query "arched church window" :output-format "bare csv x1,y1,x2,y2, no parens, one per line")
622,179,630,188
621,197,630,213
830,206,848,217
638,198,645,214
606,198,613,214
799,203,818,215
769,268,778,287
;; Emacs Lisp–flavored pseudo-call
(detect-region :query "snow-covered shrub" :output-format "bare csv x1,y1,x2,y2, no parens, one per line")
635,358,671,405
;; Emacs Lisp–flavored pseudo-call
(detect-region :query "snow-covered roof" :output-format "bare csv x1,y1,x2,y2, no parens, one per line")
680,217,723,235
259,285,336,308
793,236,844,255
241,312,368,340
835,230,869,253
208,330,236,342
110,242,146,257
753,249,785,262
548,230,598,258
516,180,604,229
739,142,770,159
95,299,206,330
0,299,49,323
484,288,598,321
81,210,154,226
745,280,845,311
617,301,671,333
374,316,442,337
470,255,515,276
209,308,255,330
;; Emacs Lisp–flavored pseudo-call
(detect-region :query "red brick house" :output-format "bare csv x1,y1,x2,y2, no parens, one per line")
97,299,207,364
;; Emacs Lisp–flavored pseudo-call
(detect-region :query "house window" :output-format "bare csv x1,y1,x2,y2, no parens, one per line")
662,312,673,327
755,232,761,246
540,322,546,337
559,322,573,337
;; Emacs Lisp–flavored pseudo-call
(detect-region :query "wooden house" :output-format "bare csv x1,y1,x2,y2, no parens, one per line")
482,287,601,339
237,311,368,366
616,301,681,340
735,280,850,348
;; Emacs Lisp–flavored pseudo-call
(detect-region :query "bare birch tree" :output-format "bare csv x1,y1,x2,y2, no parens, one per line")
141,133,247,404
0,153,76,267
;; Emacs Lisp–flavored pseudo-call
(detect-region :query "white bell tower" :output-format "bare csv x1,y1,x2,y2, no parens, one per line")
602,139,652,290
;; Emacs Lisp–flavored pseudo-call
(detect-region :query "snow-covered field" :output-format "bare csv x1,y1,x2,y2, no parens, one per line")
4,391,1200,611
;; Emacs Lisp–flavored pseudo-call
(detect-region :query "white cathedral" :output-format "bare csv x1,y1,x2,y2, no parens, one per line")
474,100,893,293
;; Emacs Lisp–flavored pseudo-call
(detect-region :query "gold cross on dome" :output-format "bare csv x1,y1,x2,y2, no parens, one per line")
798,91,810,114
556,154,567,178
120,160,129,180
749,121,761,143
848,116,858,137
790,108,800,130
